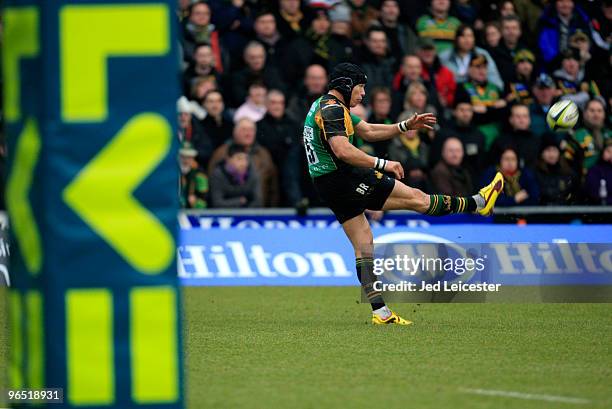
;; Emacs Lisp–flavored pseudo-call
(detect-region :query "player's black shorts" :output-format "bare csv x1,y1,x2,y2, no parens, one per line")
313,167,396,224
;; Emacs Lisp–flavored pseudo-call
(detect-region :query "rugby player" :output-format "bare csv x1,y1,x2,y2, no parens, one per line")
303,63,503,325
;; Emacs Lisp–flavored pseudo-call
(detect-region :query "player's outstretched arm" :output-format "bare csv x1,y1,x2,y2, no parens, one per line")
354,113,437,142
328,136,404,179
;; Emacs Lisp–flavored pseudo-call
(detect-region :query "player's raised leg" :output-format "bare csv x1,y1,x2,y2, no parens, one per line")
342,214,412,325
382,172,504,216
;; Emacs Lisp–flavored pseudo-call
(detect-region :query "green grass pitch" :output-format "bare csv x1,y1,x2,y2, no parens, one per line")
184,287,611,409
1,287,610,408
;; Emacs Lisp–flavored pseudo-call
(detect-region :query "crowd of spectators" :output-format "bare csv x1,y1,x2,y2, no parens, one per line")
177,0,612,210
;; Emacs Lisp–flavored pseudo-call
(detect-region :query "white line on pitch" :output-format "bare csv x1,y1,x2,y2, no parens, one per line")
459,388,591,405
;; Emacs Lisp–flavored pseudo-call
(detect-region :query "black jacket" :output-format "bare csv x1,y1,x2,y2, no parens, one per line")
228,65,286,107
256,113,303,206
209,162,262,208
493,129,541,171
535,160,578,205
433,120,486,182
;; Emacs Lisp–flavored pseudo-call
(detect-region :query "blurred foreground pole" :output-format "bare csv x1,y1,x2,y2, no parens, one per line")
3,1,184,407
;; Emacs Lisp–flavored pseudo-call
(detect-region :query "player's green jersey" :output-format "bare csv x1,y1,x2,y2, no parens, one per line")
303,94,362,178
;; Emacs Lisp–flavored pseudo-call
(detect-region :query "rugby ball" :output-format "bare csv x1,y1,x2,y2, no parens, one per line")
546,100,579,131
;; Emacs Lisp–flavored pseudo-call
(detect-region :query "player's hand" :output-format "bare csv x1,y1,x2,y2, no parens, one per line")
399,113,437,132
385,161,404,180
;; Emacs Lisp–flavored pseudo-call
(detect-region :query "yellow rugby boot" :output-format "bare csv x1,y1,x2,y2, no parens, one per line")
477,172,504,216
372,310,413,325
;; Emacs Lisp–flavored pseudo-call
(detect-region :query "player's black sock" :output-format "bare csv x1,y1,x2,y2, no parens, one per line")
356,257,385,311
425,194,476,216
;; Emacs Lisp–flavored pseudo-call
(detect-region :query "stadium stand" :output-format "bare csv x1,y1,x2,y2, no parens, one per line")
166,1,610,210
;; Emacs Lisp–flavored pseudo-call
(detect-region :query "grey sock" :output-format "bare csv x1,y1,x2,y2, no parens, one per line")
472,194,485,211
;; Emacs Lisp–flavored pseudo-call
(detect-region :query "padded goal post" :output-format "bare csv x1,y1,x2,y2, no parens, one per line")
3,1,184,407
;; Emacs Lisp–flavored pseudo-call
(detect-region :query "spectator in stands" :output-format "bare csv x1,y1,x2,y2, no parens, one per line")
357,27,396,105
568,31,597,79
183,43,222,97
456,53,506,150
327,4,355,67
180,142,209,209
499,0,517,17
286,64,327,123
177,0,191,21
347,0,379,45
505,49,536,105
584,138,612,205
275,0,309,40
510,0,545,48
190,75,219,108
480,1,516,23
482,146,540,206
493,104,540,170
377,0,419,62
234,82,268,122
208,118,278,207
483,21,502,50
552,48,596,109
229,41,286,107
181,2,223,69
589,1,612,55
538,0,591,67
433,99,486,182
565,98,612,174
360,87,395,158
490,15,525,86
177,96,209,167
388,129,430,193
210,143,262,208
529,73,560,138
283,8,332,85
208,0,255,60
391,55,438,119
440,24,503,91
416,0,461,53
200,90,234,154
349,103,371,152
351,103,368,121
535,133,578,205
453,0,479,27
253,10,290,70
398,82,438,143
417,38,456,109
430,137,473,196
256,89,303,207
